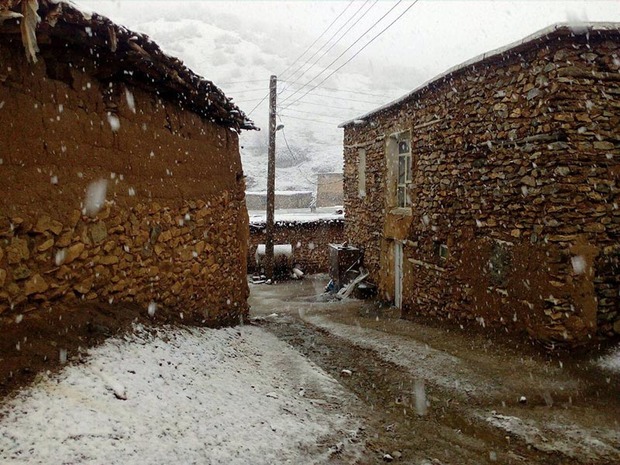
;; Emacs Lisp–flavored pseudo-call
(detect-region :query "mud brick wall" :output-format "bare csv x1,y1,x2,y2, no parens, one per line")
248,220,344,274
0,42,249,325
343,27,620,345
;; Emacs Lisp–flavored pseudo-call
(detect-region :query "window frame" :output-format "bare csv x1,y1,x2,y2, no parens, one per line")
386,129,413,210
358,148,366,198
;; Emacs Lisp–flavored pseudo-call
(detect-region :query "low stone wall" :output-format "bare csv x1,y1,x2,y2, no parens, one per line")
248,220,344,275
0,194,248,325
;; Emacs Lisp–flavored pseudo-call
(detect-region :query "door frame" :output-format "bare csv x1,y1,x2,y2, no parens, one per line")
394,240,403,308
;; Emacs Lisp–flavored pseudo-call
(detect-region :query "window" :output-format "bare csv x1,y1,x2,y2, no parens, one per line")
396,137,412,208
358,148,366,198
439,244,449,260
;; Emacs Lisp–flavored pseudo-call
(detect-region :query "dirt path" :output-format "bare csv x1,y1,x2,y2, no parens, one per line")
249,276,620,465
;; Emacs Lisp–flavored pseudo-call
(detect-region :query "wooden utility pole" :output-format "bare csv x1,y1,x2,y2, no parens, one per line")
264,75,277,280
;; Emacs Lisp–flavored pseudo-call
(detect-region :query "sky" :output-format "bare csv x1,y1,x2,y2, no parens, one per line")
76,1,620,191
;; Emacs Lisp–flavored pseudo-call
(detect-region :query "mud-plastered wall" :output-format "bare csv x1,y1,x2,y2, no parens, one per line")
0,42,249,324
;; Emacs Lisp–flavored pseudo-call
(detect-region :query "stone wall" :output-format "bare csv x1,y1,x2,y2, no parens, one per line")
0,41,249,325
342,26,620,345
248,220,344,275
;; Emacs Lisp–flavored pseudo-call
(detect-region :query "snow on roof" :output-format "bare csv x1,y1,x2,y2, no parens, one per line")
0,0,256,132
340,22,620,128
249,207,344,226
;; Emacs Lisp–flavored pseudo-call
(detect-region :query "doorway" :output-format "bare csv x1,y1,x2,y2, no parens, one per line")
394,241,403,308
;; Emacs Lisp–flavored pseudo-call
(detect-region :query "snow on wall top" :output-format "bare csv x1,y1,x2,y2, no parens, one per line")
248,207,344,226
246,190,314,196
0,0,256,132
340,22,620,128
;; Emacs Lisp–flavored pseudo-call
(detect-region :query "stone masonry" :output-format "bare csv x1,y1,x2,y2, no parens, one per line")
248,219,344,275
341,24,620,345
0,3,253,325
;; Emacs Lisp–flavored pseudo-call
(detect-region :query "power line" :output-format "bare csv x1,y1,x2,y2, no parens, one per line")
280,0,403,107
217,79,269,85
226,87,270,94
235,97,269,103
281,81,392,99
278,121,320,186
280,0,377,97
285,100,374,111
281,107,354,119
246,93,270,116
278,113,340,126
278,0,356,79
280,91,384,105
281,0,419,111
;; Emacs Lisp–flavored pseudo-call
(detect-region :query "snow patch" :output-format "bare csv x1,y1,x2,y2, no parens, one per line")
0,326,363,464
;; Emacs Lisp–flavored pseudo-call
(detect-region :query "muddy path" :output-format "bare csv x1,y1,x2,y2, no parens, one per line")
249,277,620,465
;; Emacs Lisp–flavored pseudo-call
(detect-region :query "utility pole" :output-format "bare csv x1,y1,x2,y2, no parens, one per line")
264,75,277,281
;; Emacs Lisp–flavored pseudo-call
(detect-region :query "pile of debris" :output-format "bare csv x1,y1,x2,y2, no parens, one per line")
326,243,375,300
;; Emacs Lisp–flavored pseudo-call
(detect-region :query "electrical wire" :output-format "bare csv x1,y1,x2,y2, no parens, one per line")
279,0,377,96
279,0,402,106
278,113,341,125
284,100,374,111
216,78,270,85
281,107,354,119
246,93,270,117
225,87,272,94
280,81,392,99
280,92,384,105
281,0,419,111
278,0,356,79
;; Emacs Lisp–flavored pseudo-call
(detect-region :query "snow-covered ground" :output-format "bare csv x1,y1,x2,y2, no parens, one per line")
597,344,620,373
0,325,363,464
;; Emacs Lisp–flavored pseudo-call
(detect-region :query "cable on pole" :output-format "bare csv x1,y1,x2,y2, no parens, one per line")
278,0,356,79
279,0,378,95
281,0,420,111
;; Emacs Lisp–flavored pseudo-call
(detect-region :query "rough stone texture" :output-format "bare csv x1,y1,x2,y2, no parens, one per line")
248,220,344,275
342,25,620,346
0,39,249,325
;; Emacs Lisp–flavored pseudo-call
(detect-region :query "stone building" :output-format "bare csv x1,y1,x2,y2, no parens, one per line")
0,1,255,325
316,172,344,208
340,23,620,345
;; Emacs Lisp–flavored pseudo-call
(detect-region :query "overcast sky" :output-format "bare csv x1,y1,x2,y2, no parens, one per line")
76,1,620,189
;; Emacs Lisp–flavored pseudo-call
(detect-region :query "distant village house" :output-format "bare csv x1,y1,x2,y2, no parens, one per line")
316,172,344,208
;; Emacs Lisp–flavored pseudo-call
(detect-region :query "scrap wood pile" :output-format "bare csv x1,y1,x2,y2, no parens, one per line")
0,0,256,132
